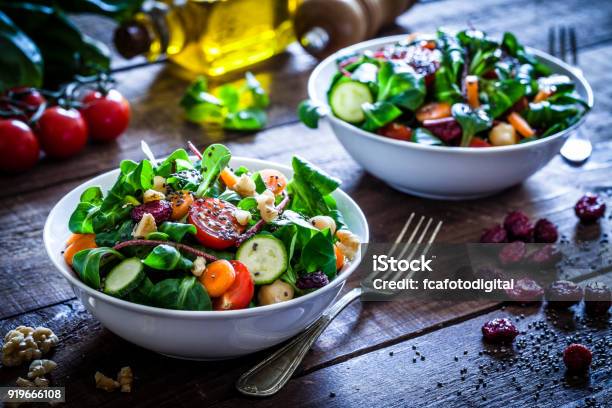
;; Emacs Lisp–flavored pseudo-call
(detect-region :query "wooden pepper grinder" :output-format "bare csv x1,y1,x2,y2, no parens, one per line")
294,0,416,59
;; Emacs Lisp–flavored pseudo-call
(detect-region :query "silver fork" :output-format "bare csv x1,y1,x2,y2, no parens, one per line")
549,26,592,164
235,213,443,397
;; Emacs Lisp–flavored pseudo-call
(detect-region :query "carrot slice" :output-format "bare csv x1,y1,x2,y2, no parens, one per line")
200,260,236,297
64,234,97,266
533,89,551,103
507,112,535,137
415,102,452,123
335,244,345,270
220,168,238,188
465,75,480,109
169,190,194,220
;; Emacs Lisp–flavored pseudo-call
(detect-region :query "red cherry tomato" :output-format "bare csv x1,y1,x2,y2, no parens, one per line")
214,260,254,310
378,123,413,141
0,119,40,173
1,87,46,120
188,198,245,250
469,137,492,148
81,89,130,142
36,107,88,159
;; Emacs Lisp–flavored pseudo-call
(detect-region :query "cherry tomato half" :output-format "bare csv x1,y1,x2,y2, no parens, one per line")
0,119,40,173
377,122,412,141
81,89,131,142
36,107,88,159
188,198,245,250
214,260,254,310
469,137,492,148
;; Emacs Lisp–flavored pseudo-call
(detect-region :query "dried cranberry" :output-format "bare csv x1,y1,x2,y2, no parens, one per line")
480,224,508,243
505,277,544,303
563,343,592,372
481,318,519,343
498,241,526,266
526,244,561,267
131,200,172,224
503,211,533,242
584,282,611,316
473,265,507,280
296,271,329,290
545,280,583,308
533,218,558,243
574,193,606,222
422,117,462,143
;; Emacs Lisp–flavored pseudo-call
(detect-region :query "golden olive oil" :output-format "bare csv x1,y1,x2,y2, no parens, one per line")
129,0,298,77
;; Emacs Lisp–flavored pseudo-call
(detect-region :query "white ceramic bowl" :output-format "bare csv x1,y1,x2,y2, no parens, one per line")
44,157,369,360
308,35,594,200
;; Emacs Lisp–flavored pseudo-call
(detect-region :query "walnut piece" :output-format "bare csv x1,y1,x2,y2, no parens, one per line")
117,366,133,393
143,189,166,203
95,371,120,392
2,326,59,367
309,215,337,235
233,209,252,226
152,176,167,193
28,359,57,379
191,256,207,278
132,213,157,238
336,229,360,260
256,190,279,223
232,174,256,197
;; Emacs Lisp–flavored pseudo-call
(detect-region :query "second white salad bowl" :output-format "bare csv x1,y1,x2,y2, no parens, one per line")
44,157,369,360
308,35,594,200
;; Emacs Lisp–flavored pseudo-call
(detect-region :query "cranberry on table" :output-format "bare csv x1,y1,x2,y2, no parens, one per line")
481,318,519,343
526,244,561,267
574,193,606,222
36,106,88,159
505,277,544,303
545,280,583,309
584,282,611,316
131,200,172,224
503,210,534,242
0,119,40,173
498,241,526,266
480,224,508,243
563,343,592,372
533,218,558,243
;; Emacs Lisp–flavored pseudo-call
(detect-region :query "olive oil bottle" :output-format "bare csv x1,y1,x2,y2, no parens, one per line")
115,0,299,77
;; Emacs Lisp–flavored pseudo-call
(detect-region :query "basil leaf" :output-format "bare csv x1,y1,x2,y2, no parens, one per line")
95,219,133,246
155,149,193,177
142,244,193,270
69,186,103,233
252,172,267,194
452,103,492,147
412,128,443,146
484,79,526,118
217,84,240,112
223,108,267,131
195,144,231,197
377,61,426,110
72,247,124,289
362,101,402,132
297,99,321,129
0,10,43,90
245,71,269,108
158,222,196,242
300,230,337,278
150,276,212,311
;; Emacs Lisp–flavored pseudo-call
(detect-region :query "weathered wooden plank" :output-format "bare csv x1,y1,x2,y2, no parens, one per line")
216,303,612,408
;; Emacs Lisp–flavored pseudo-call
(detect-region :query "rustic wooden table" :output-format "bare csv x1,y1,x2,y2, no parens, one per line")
1,0,611,406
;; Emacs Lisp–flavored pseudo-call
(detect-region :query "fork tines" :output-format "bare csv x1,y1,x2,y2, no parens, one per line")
548,26,578,65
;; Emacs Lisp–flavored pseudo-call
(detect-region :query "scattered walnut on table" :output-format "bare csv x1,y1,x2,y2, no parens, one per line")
28,359,57,379
117,366,133,393
2,326,59,367
95,371,120,392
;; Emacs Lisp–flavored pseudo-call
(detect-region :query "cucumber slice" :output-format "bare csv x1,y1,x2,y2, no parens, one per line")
236,235,287,285
104,258,145,297
329,80,373,123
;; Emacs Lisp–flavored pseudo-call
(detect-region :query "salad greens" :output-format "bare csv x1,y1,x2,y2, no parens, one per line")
65,143,359,311
299,28,589,147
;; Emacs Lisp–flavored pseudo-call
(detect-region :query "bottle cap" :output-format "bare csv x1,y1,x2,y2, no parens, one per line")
114,21,152,59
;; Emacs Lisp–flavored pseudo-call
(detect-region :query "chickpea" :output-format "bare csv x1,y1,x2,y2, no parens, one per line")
309,215,337,235
258,280,294,306
489,122,517,146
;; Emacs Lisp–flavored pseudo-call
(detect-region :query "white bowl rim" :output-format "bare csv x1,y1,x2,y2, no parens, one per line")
43,156,369,320
308,34,594,154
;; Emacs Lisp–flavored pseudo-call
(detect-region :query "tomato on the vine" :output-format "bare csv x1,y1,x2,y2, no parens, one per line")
188,198,245,250
0,119,40,173
36,107,88,159
1,87,46,120
81,89,130,142
213,260,254,310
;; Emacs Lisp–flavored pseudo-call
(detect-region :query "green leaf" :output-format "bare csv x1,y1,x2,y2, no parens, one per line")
223,108,267,131
155,149,193,177
195,144,231,197
434,67,462,104
150,276,212,311
158,222,196,242
142,244,193,270
245,71,269,108
0,10,43,91
452,103,492,147
523,101,579,129
377,61,426,110
252,172,267,194
436,28,464,82
68,186,103,233
287,156,341,218
145,232,169,241
412,128,443,146
362,101,402,132
483,79,526,118
300,230,337,278
72,247,124,289
217,84,240,112
95,219,133,246
297,99,321,129
125,276,154,305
